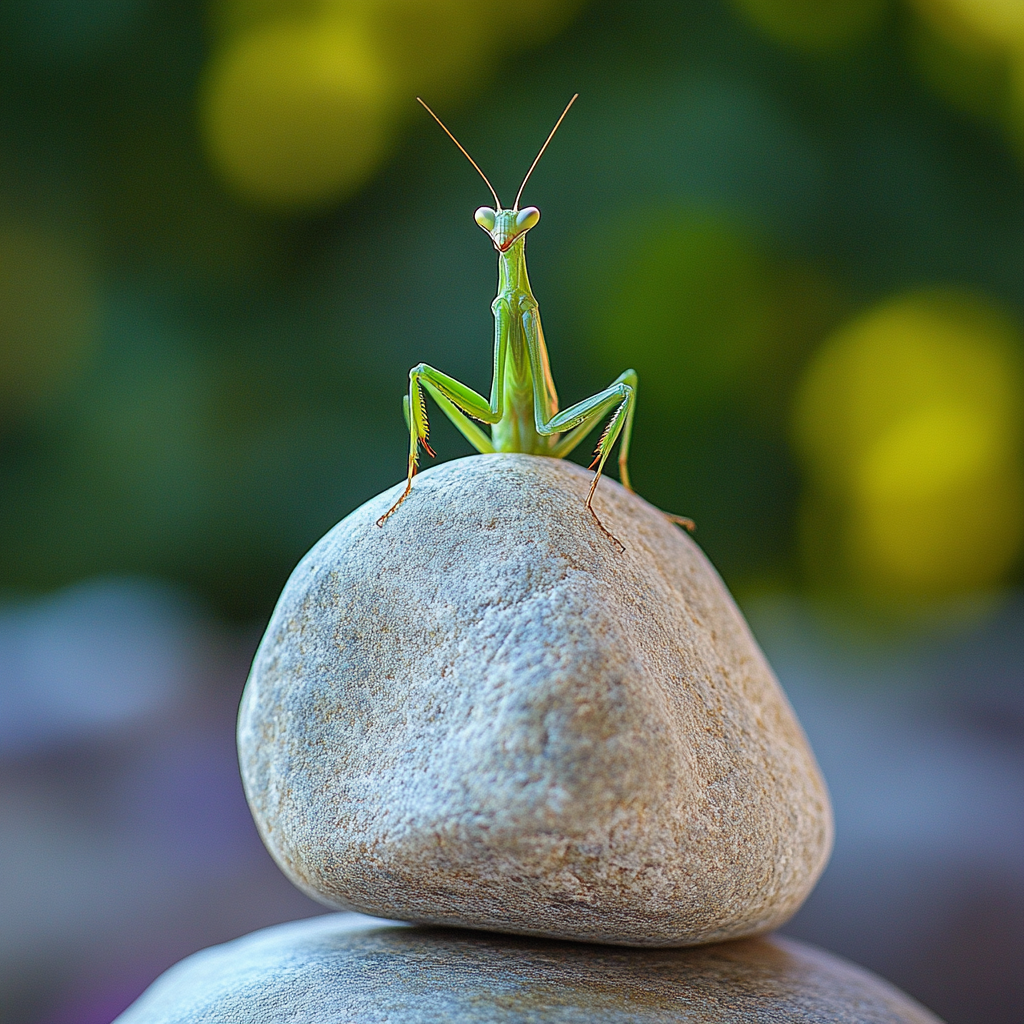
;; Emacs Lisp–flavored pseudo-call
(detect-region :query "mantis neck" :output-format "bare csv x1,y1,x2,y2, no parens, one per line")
497,237,533,302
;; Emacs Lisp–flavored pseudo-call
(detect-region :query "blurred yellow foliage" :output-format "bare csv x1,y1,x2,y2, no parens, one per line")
852,403,1024,594
729,0,889,51
0,224,98,416
909,15,1012,125
916,0,1024,50
201,20,394,208
908,0,1024,153
1010,55,1024,151
201,0,588,209
728,0,1023,150
793,290,1024,605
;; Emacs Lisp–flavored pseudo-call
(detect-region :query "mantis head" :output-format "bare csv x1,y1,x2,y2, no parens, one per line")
474,206,540,251
416,93,577,254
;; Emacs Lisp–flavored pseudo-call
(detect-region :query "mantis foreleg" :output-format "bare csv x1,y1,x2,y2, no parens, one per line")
544,370,635,549
542,364,693,534
419,384,496,454
376,306,511,527
548,368,637,491
522,305,636,511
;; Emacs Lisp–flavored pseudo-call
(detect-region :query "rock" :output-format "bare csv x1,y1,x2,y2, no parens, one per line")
238,454,832,946
114,913,944,1023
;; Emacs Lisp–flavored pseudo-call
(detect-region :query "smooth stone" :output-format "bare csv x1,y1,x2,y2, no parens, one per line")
238,454,832,946
114,913,944,1023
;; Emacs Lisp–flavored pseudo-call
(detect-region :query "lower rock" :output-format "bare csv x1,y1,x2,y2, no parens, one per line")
115,913,943,1023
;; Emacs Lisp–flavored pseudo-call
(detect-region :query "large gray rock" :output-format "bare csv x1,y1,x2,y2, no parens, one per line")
238,455,832,946
114,913,943,1023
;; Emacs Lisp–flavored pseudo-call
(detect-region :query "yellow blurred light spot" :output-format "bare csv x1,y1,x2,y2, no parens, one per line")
793,289,1024,603
213,0,590,84
362,0,588,99
1007,54,1024,156
729,0,888,51
212,0,317,40
851,404,1024,595
909,12,1012,124
908,0,1024,152
203,0,592,208
862,404,1000,500
201,18,395,209
497,0,590,45
345,0,493,102
913,0,1024,50
0,224,98,415
212,0,491,100
793,291,1021,488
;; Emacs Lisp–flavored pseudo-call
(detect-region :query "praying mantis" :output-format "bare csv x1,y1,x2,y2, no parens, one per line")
377,94,693,546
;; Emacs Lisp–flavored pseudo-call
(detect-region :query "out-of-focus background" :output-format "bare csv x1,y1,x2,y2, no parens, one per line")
0,0,1021,1020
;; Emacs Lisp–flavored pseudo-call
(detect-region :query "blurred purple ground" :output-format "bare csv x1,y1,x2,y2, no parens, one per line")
757,596,1024,1024
0,579,1020,1024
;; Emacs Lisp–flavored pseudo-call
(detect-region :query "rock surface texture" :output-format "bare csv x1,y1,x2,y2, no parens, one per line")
114,913,943,1023
238,454,832,946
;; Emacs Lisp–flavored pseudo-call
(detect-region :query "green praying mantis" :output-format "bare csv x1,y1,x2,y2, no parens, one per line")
377,94,693,546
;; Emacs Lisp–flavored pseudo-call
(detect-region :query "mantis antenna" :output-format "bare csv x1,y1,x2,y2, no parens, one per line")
514,93,578,212
416,97,502,210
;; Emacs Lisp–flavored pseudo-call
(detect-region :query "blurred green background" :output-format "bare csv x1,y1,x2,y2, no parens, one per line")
1,0,1022,626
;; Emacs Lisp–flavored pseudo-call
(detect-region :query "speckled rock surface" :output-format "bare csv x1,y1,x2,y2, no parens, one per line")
238,454,832,946
114,913,943,1023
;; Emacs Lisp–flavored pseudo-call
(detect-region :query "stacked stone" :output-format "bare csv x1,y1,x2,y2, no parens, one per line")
116,456,944,1023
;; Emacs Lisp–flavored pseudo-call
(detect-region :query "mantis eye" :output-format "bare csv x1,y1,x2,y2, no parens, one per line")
474,207,496,231
515,207,540,232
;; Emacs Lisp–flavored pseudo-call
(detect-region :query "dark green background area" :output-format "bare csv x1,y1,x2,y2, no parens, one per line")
0,0,1021,620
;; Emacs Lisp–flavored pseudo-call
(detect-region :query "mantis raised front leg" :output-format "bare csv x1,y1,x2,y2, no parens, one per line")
376,95,693,545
